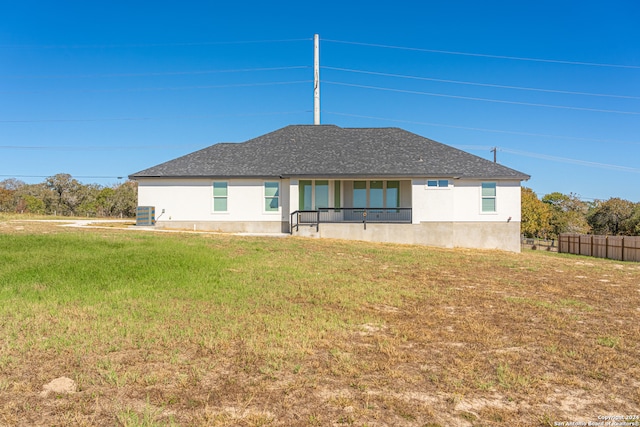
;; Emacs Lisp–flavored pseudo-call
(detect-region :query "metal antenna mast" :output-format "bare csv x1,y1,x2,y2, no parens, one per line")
314,34,320,125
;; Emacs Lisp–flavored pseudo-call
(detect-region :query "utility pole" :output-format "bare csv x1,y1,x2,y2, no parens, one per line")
313,34,320,125
491,147,497,163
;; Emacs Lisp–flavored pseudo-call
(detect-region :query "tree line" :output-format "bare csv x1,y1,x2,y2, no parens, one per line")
0,173,137,218
522,187,640,238
2,176,638,233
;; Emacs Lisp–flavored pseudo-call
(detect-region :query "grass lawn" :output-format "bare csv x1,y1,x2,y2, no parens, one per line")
1,220,639,426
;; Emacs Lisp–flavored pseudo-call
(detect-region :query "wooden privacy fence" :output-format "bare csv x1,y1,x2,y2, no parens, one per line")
559,234,640,262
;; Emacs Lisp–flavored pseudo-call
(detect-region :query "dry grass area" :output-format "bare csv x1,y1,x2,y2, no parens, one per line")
1,220,639,426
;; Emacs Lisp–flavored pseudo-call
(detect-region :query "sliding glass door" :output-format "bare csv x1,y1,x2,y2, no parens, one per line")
299,180,336,210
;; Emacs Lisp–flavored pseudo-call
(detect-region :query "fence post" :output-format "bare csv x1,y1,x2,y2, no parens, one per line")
622,236,625,262
605,235,608,260
590,235,593,257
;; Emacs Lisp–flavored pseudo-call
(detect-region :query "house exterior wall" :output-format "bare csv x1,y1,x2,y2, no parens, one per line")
137,177,522,251
292,178,522,251
452,180,521,222
411,179,521,223
290,179,300,211
136,178,287,233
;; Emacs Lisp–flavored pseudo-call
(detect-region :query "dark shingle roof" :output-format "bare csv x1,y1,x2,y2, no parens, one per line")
129,125,529,180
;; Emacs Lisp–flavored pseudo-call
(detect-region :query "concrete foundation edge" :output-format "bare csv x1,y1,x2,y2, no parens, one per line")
154,220,521,252
154,220,287,233
301,221,522,252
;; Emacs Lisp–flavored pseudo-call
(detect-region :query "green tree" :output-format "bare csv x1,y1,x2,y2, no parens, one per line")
0,188,13,212
96,187,116,216
626,202,640,236
620,203,640,236
45,173,83,215
0,178,25,191
76,184,102,216
587,198,635,235
21,194,46,214
521,187,552,238
111,181,137,217
6,174,137,218
0,179,25,212
542,192,590,237
15,183,54,214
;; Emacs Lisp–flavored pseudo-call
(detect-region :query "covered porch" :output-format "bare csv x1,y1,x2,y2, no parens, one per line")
289,178,413,232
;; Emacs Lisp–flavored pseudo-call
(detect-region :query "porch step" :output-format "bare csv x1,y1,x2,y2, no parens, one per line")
293,224,320,237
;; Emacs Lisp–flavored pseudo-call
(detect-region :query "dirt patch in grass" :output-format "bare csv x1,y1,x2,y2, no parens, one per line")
1,221,639,426
88,221,136,228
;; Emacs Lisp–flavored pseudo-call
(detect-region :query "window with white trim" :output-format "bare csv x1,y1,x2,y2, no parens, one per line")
264,181,279,212
213,182,228,212
427,179,449,188
481,182,496,212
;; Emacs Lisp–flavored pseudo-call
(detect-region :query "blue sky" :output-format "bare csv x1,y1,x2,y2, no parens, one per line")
1,0,639,201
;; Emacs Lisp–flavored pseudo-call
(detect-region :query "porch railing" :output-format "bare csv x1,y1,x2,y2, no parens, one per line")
290,210,320,233
290,207,412,233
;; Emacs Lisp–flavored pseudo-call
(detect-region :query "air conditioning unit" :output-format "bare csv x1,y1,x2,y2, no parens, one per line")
136,206,155,226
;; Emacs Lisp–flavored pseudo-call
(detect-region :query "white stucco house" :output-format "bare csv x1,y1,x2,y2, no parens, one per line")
129,125,529,252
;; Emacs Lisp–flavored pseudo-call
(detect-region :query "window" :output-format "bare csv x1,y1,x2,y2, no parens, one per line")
264,182,279,212
351,181,401,208
213,182,228,212
353,181,367,208
300,180,340,210
315,180,329,209
386,181,400,208
427,179,449,188
482,182,496,212
299,180,312,210
370,181,384,208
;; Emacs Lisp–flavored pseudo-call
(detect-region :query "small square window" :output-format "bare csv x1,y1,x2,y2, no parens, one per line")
427,180,448,188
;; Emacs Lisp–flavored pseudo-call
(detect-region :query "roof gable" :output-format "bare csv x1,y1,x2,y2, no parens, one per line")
130,125,530,180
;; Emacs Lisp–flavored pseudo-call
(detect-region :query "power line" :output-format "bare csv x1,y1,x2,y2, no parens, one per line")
323,38,640,70
0,65,310,80
0,144,207,151
323,66,640,100
0,174,125,179
0,110,309,124
324,111,640,146
5,111,638,148
0,80,312,94
0,38,312,49
499,148,640,173
324,81,640,116
451,145,640,174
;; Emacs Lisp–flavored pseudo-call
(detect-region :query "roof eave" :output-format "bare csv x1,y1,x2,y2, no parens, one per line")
131,173,530,181
129,174,285,180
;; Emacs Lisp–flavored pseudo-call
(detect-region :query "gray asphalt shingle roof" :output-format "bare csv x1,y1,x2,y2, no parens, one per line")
129,125,530,180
